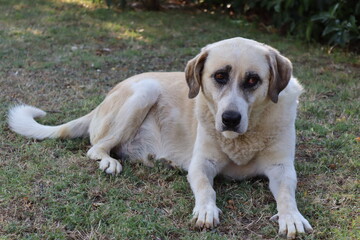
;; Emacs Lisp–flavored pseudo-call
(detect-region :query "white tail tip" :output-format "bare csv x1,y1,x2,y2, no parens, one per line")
8,105,55,140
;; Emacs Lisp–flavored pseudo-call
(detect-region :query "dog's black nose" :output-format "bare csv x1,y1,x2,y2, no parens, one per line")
222,111,241,129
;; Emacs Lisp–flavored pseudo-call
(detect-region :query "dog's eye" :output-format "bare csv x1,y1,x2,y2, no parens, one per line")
244,76,260,89
214,72,229,84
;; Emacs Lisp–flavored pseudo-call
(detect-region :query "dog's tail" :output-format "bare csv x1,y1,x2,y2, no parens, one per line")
8,105,93,140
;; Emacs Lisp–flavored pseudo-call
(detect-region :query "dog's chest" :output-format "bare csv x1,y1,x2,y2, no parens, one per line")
216,131,276,165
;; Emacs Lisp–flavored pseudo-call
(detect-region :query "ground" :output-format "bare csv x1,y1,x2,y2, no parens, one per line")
0,0,359,239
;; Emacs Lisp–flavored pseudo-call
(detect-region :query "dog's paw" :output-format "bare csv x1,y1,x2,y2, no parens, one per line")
99,157,122,175
270,211,313,239
191,203,222,229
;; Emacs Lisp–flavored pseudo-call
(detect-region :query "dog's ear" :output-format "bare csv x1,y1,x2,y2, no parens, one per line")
185,51,208,99
267,49,293,103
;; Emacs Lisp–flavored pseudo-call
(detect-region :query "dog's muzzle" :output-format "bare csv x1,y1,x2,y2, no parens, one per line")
222,110,241,131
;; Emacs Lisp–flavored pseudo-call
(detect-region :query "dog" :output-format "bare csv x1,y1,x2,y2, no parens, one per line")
8,37,313,239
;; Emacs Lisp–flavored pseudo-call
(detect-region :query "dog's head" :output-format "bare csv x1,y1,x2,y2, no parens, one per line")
185,37,292,139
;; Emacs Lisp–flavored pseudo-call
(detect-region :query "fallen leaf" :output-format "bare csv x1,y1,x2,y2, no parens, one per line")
92,202,104,207
96,48,111,56
336,116,346,122
225,199,237,210
328,164,337,170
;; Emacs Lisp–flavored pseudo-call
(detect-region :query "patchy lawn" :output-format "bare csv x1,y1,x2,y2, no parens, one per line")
0,0,359,239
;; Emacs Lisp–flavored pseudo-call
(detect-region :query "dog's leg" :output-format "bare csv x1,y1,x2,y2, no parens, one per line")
188,158,221,229
87,145,122,175
187,125,228,229
87,79,161,175
265,164,313,239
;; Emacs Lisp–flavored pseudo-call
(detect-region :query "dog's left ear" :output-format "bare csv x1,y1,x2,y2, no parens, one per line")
267,49,293,103
185,51,208,99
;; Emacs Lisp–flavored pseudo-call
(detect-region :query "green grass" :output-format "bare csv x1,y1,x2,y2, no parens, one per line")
0,0,359,239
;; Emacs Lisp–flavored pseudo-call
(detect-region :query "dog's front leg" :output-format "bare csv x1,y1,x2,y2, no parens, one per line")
188,159,221,229
265,164,313,239
187,125,228,229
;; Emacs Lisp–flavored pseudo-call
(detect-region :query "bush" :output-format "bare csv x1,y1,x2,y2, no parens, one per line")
311,2,360,47
201,0,360,50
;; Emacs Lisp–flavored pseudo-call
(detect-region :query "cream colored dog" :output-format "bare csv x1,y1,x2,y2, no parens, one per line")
9,37,312,239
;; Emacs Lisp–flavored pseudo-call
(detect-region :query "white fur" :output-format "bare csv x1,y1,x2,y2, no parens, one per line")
8,105,58,140
8,105,91,140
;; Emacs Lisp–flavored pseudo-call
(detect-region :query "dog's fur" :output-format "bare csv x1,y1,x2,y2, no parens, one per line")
8,37,312,238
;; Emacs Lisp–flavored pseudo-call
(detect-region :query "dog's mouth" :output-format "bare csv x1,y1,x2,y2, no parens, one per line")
221,130,241,139
217,124,248,139
220,124,246,138
222,126,239,132
219,120,249,139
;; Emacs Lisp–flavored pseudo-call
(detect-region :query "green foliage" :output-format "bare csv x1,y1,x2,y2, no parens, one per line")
201,0,360,49
311,3,360,47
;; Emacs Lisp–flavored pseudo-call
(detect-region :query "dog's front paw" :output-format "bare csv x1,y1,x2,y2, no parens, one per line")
191,203,222,229
99,157,122,175
270,211,313,239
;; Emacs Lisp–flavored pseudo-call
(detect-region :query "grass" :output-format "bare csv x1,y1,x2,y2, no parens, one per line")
0,0,359,239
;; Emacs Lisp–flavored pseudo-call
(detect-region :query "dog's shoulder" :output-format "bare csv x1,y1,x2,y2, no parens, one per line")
278,77,304,105
265,76,303,126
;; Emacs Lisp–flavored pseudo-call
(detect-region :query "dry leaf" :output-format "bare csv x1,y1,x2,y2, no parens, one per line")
225,199,237,210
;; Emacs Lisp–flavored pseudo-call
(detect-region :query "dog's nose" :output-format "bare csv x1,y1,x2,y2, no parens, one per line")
222,111,241,129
